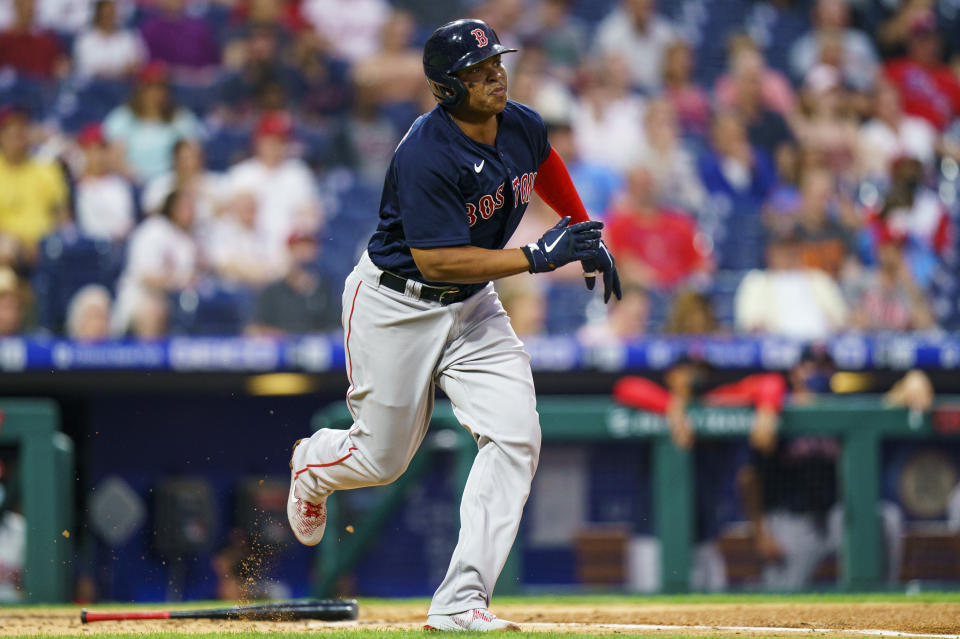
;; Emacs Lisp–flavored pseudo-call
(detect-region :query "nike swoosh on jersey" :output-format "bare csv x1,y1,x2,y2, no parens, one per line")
474,160,484,173
544,230,567,253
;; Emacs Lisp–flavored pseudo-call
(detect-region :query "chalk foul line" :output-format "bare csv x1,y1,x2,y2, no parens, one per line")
521,622,960,638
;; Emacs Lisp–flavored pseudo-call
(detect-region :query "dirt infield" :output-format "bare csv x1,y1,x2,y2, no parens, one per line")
3,601,960,636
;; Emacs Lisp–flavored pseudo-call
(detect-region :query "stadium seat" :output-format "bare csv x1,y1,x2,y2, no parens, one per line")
167,281,254,335
54,77,131,133
32,229,126,333
203,125,252,172
544,282,593,335
0,71,59,121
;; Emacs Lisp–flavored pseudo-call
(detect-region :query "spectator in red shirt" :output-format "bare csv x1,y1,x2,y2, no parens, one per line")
606,164,710,290
0,0,68,78
883,11,960,131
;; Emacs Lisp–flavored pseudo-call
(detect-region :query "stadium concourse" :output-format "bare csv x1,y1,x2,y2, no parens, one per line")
0,0,959,340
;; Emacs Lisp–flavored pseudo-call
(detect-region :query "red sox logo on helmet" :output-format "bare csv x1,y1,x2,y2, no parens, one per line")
471,28,488,47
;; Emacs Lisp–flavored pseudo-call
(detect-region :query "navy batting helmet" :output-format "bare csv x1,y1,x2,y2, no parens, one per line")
423,19,517,108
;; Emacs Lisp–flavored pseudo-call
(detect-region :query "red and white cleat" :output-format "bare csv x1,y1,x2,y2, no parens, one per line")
287,439,327,546
424,609,520,632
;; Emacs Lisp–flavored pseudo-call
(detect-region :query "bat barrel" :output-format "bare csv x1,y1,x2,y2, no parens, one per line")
81,610,172,623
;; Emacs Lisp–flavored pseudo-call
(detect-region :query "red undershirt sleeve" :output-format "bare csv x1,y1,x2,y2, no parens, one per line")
534,147,590,224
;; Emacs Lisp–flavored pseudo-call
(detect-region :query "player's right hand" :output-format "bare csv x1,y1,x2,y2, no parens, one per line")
581,239,621,303
522,216,602,273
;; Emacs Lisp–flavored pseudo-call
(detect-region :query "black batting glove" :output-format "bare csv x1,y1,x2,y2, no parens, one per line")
522,216,603,273
581,239,621,303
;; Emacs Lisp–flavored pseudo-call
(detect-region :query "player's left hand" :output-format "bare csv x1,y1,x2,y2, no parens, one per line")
522,216,603,273
581,240,621,303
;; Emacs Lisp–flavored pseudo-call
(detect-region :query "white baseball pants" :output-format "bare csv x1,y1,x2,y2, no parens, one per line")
292,251,541,615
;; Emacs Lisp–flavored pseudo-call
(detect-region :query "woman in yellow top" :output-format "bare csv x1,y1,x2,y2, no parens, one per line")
0,107,68,267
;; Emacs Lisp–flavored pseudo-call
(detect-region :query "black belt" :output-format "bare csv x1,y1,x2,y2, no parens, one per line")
378,271,474,305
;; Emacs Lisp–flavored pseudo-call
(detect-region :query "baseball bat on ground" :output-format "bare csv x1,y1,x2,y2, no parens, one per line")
81,599,359,623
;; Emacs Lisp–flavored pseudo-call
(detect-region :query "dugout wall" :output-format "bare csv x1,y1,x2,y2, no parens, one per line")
313,396,958,594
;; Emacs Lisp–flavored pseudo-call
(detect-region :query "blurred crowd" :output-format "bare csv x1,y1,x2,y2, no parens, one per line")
1,0,960,341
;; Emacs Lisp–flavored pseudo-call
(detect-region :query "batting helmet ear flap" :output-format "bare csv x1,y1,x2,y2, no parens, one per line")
427,76,467,108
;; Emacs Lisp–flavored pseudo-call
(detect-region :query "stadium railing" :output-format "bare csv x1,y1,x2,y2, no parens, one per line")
0,400,73,603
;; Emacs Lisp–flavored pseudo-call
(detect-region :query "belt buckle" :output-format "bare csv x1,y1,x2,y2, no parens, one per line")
438,287,461,305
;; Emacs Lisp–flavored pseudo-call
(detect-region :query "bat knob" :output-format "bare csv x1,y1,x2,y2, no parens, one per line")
81,609,87,624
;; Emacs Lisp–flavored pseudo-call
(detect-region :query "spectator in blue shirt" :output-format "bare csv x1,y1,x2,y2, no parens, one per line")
698,111,776,216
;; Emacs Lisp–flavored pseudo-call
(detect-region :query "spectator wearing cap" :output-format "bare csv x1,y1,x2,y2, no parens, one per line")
139,0,219,73
0,0,69,78
225,112,322,271
863,157,950,289
605,163,711,291
112,189,198,335
734,233,847,340
74,123,135,242
0,266,25,336
73,0,145,79
883,157,950,257
789,0,879,92
843,226,935,332
592,0,675,92
0,107,69,266
103,61,201,182
884,11,960,131
246,229,340,336
858,78,939,181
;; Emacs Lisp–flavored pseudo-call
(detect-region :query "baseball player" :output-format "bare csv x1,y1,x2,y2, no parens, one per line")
286,19,620,631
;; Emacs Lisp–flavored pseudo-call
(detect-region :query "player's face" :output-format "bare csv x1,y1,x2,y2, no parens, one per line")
455,55,508,116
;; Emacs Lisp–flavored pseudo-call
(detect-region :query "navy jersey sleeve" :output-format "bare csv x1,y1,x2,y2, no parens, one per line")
395,148,471,248
511,101,551,166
